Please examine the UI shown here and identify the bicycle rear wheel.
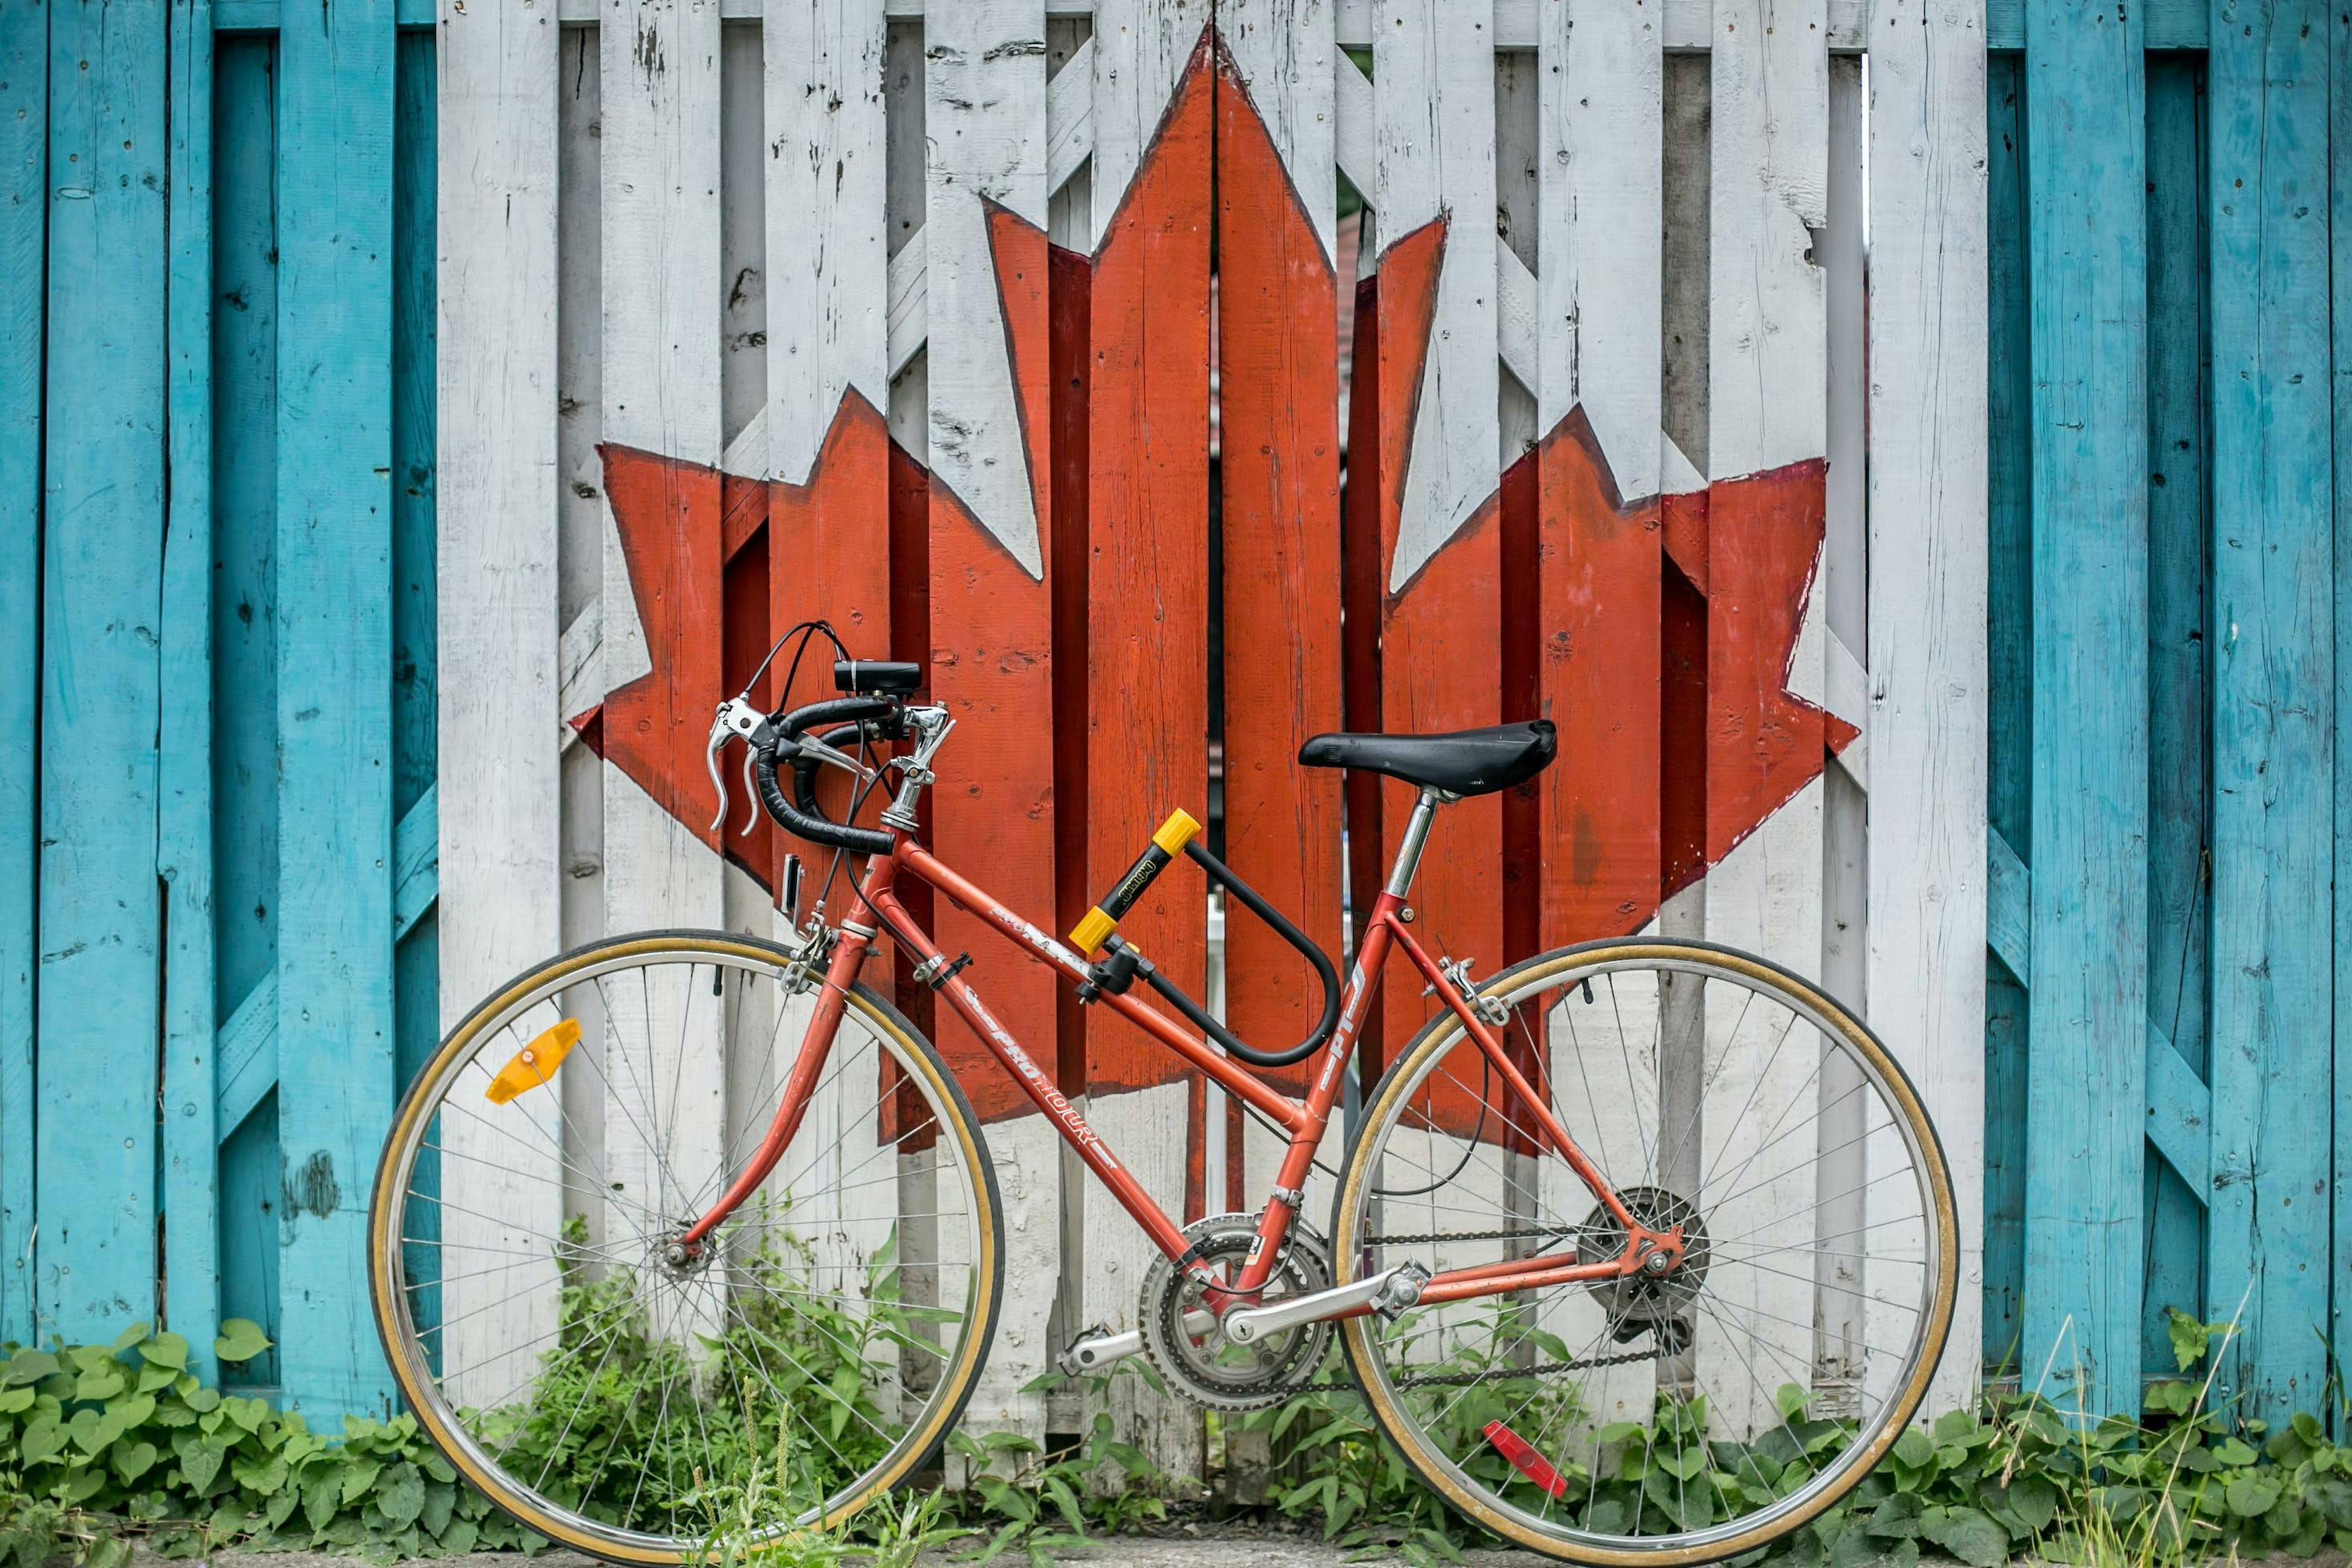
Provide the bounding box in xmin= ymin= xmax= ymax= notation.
xmin=1333 ymin=939 xmax=1955 ymax=1565
xmin=368 ymin=932 xmax=1002 ymax=1562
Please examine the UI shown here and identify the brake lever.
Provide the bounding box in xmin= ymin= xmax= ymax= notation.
xmin=705 ymin=695 xmax=766 ymax=835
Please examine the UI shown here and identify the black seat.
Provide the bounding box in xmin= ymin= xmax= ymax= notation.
xmin=1298 ymin=721 xmax=1556 ymax=798
xmin=833 ymin=658 xmax=922 ymax=696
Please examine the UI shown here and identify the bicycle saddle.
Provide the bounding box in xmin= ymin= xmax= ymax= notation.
xmin=1298 ymin=720 xmax=1556 ymax=797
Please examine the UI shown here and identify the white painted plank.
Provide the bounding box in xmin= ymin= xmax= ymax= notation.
xmin=601 ymin=0 xmax=726 ymax=1332
xmin=1813 ymin=53 xmax=1871 ymax=1426
xmin=1047 ymin=36 xmax=1095 ymax=196
xmin=1087 ymin=0 xmax=1207 ymax=247
xmin=1865 ymin=0 xmax=1987 ymax=1423
xmin=1697 ymin=0 xmax=1830 ymax=1440
xmin=1533 ymin=0 xmax=1666 ymax=1438
xmin=435 ymin=0 xmax=564 ymax=1405
xmin=555 ymin=22 xmax=610 ymax=1262
xmin=923 ymin=0 xmax=1058 ymax=1442
xmin=1374 ymin=0 xmax=1500 ymax=591
xmin=1542 ymin=0 xmax=1660 ymax=492
xmin=926 ymin=0 xmax=1047 ymax=574
xmin=765 ymin=0 xmax=887 ymax=483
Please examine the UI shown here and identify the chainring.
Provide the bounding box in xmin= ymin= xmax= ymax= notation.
xmin=1138 ymin=1214 xmax=1334 ymax=1412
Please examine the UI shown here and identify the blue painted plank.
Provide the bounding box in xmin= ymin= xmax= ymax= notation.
xmin=2335 ymin=0 xmax=2352 ymax=1422
xmin=2025 ymin=0 xmax=2151 ymax=1417
xmin=2205 ymin=0 xmax=2333 ymax=1424
xmin=274 ymin=0 xmax=398 ymax=1421
xmin=162 ymin=0 xmax=222 ymax=1387
xmin=1982 ymin=50 xmax=2031 ymax=1377
xmin=210 ymin=30 xmax=282 ymax=1390
xmin=2142 ymin=51 xmax=2210 ymax=1376
xmin=1990 ymin=0 xmax=2207 ymax=49
xmin=40 ymin=0 xmax=169 ymax=1342
xmin=0 ymin=0 xmax=45 ymax=1350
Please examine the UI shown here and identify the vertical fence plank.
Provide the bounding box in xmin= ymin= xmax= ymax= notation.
xmin=2335 ymin=0 xmax=2352 ymax=1409
xmin=39 ymin=0 xmax=167 ymax=1344
xmin=0 ymin=0 xmax=43 ymax=1349
xmin=2024 ymin=0 xmax=2149 ymax=1414
xmin=1216 ymin=0 xmax=1342 ymax=1183
xmin=1082 ymin=0 xmax=1213 ymax=1471
xmin=2142 ymin=52 xmax=2209 ymax=1372
xmin=763 ymin=0 xmax=891 ymax=714
xmin=1534 ymin=0 xmax=1663 ymax=1436
xmin=210 ymin=32 xmax=283 ymax=1387
xmin=600 ymin=0 xmax=726 ymax=1346
xmin=1698 ymin=0 xmax=1829 ymax=1438
xmin=1371 ymin=0 xmax=1502 ymax=1052
xmin=1982 ymin=50 xmax=2030 ymax=1373
xmin=923 ymin=0 xmax=1060 ymax=1438
xmin=161 ymin=0 xmax=221 ymax=1381
xmin=275 ymin=0 xmax=398 ymax=1418
xmin=438 ymin=0 xmax=562 ymax=1402
xmin=1866 ymin=0 xmax=1989 ymax=1420
xmin=2205 ymin=0 xmax=2332 ymax=1422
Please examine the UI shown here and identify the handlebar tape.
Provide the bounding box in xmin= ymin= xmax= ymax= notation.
xmin=751 ymin=694 xmax=905 ymax=857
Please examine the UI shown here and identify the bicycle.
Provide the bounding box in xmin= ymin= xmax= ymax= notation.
xmin=370 ymin=627 xmax=1956 ymax=1565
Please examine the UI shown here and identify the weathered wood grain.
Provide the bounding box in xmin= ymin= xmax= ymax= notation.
xmin=38 ymin=0 xmax=170 ymax=1347
xmin=2205 ymin=0 xmax=2332 ymax=1425
xmin=923 ymin=0 xmax=1059 ymax=1438
xmin=439 ymin=0 xmax=565 ymax=1405
xmin=2024 ymin=0 xmax=2148 ymax=1414
xmin=274 ymin=0 xmax=399 ymax=1418
xmin=161 ymin=0 xmax=222 ymax=1384
xmin=601 ymin=0 xmax=727 ymax=1346
xmin=0 ymin=0 xmax=43 ymax=1352
xmin=1864 ymin=0 xmax=1987 ymax=1420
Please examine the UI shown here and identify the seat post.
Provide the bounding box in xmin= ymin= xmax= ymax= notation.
xmin=1382 ymin=788 xmax=1450 ymax=899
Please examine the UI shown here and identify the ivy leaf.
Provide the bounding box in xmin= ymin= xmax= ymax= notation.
xmin=303 ymin=1466 xmax=342 ymax=1533
xmin=214 ymin=1319 xmax=272 ymax=1365
xmin=231 ymin=1450 xmax=290 ymax=1497
xmin=138 ymin=1332 xmax=190 ymax=1371
xmin=341 ymin=1454 xmax=384 ymax=1504
xmin=111 ymin=1440 xmax=160 ymax=1484
xmin=1923 ymin=1504 xmax=2011 ymax=1568
xmin=3 ymin=1350 xmax=56 ymax=1387
xmin=378 ymin=1460 xmax=426 ymax=1528
xmin=2228 ymin=1477 xmax=2282 ymax=1518
xmin=74 ymin=1363 xmax=126 ymax=1402
xmin=2005 ymin=1473 xmax=2059 ymax=1532
xmin=1893 ymin=1427 xmax=1937 ymax=1470
xmin=112 ymin=1322 xmax=152 ymax=1354
xmin=0 ymin=1384 xmax=33 ymax=1415
xmin=2166 ymin=1306 xmax=2211 ymax=1372
xmin=175 ymin=1431 xmax=229 ymax=1493
xmin=419 ymin=1479 xmax=457 ymax=1538
xmin=20 ymin=1414 xmax=64 ymax=1466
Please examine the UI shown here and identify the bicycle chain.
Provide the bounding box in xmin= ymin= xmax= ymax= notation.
xmin=1287 ymin=1341 xmax=1663 ymax=1397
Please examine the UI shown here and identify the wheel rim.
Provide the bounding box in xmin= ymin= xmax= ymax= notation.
xmin=1338 ymin=947 xmax=1951 ymax=1557
xmin=374 ymin=942 xmax=991 ymax=1554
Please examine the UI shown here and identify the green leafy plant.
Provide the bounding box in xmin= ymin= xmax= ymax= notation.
xmin=0 ymin=1319 xmax=544 ymax=1564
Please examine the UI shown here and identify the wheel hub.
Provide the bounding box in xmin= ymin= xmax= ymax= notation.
xmin=1577 ymin=1185 xmax=1711 ymax=1327
xmin=1138 ymin=1214 xmax=1334 ymax=1412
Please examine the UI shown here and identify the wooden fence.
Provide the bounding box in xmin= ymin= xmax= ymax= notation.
xmin=0 ymin=0 xmax=441 ymax=1416
xmin=11 ymin=0 xmax=2332 ymax=1444
xmin=1982 ymin=1 xmax=2351 ymax=1426
xmin=429 ymin=0 xmax=1987 ymax=1459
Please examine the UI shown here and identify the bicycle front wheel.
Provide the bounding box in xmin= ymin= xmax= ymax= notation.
xmin=1334 ymin=939 xmax=1956 ymax=1565
xmin=368 ymin=932 xmax=1002 ymax=1562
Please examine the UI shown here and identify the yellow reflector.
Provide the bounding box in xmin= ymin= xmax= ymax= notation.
xmin=486 ymin=1018 xmax=582 ymax=1103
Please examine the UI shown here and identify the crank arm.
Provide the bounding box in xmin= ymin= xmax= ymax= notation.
xmin=1222 ymin=1262 xmax=1430 ymax=1345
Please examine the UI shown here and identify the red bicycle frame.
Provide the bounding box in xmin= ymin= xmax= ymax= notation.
xmin=679 ymin=803 xmax=1682 ymax=1318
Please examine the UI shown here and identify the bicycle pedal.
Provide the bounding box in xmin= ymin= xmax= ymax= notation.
xmin=1056 ymin=1324 xmax=1142 ymax=1376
